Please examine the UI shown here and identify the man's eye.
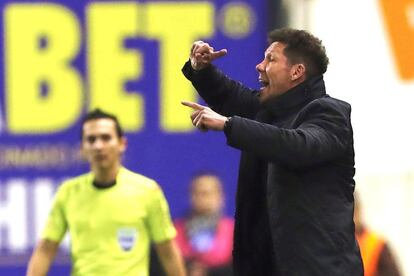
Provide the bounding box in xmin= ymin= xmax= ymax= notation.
xmin=87 ymin=137 xmax=96 ymax=143
xmin=101 ymin=134 xmax=112 ymax=141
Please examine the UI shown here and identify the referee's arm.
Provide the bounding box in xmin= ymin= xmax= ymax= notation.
xmin=26 ymin=239 xmax=59 ymax=276
xmin=155 ymin=239 xmax=186 ymax=276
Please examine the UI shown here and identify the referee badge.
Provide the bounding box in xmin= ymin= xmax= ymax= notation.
xmin=117 ymin=227 xmax=138 ymax=251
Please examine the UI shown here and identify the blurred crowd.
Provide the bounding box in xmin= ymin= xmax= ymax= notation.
xmin=151 ymin=173 xmax=234 ymax=276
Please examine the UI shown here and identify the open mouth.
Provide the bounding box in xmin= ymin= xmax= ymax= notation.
xmin=259 ymin=79 xmax=269 ymax=88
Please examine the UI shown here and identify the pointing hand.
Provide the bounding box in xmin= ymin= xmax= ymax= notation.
xmin=181 ymin=101 xmax=228 ymax=131
xmin=190 ymin=41 xmax=227 ymax=71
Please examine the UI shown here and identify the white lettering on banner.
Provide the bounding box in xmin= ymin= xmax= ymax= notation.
xmin=33 ymin=179 xmax=56 ymax=243
xmin=0 ymin=178 xmax=69 ymax=252
xmin=0 ymin=179 xmax=27 ymax=252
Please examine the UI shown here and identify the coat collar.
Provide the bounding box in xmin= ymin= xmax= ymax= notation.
xmin=259 ymin=75 xmax=326 ymax=118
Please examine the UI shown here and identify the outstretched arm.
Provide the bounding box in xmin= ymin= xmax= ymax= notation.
xmin=26 ymin=239 xmax=59 ymax=276
xmin=182 ymin=99 xmax=353 ymax=168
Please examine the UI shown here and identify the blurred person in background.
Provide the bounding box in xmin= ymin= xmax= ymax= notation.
xmin=181 ymin=28 xmax=363 ymax=275
xmin=174 ymin=173 xmax=233 ymax=276
xmin=27 ymin=108 xmax=185 ymax=276
xmin=355 ymin=196 xmax=401 ymax=276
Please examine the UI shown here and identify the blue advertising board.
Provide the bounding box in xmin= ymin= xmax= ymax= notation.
xmin=0 ymin=0 xmax=267 ymax=274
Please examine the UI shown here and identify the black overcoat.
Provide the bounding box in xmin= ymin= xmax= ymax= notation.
xmin=182 ymin=61 xmax=363 ymax=276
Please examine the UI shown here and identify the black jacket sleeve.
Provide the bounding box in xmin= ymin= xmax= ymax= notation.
xmin=225 ymin=97 xmax=353 ymax=168
xmin=182 ymin=60 xmax=260 ymax=119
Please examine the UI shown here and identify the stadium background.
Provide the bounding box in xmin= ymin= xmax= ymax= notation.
xmin=1 ymin=0 xmax=413 ymax=275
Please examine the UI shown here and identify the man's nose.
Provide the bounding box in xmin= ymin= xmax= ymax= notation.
xmin=92 ymin=138 xmax=104 ymax=149
xmin=256 ymin=60 xmax=265 ymax=72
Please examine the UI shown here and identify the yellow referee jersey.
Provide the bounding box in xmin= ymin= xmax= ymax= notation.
xmin=42 ymin=167 xmax=176 ymax=276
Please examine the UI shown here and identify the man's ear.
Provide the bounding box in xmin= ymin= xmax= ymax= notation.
xmin=120 ymin=137 xmax=127 ymax=154
xmin=291 ymin=63 xmax=306 ymax=81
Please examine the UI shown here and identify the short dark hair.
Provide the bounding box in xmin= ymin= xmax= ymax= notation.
xmin=267 ymin=28 xmax=329 ymax=78
xmin=190 ymin=171 xmax=223 ymax=192
xmin=191 ymin=171 xmax=220 ymax=181
xmin=81 ymin=108 xmax=124 ymax=138
xmin=190 ymin=171 xmax=222 ymax=185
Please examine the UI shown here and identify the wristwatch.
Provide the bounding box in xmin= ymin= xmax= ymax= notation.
xmin=223 ymin=116 xmax=233 ymax=135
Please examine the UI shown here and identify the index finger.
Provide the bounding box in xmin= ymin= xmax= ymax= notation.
xmin=211 ymin=49 xmax=228 ymax=60
xmin=181 ymin=101 xmax=205 ymax=110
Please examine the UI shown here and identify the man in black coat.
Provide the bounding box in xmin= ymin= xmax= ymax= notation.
xmin=181 ymin=28 xmax=363 ymax=276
